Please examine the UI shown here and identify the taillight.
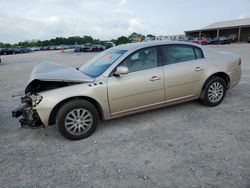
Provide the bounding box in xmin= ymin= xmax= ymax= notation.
xmin=238 ymin=58 xmax=241 ymax=65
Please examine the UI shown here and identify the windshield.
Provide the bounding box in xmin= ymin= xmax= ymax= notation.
xmin=79 ymin=49 xmax=127 ymax=78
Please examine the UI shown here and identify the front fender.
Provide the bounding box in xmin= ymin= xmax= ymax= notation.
xmin=35 ymin=82 xmax=109 ymax=126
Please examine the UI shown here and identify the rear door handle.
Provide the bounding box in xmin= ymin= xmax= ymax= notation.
xmin=150 ymin=76 xmax=161 ymax=81
xmin=195 ymin=67 xmax=204 ymax=72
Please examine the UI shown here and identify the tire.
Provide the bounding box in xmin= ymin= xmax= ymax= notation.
xmin=56 ymin=99 xmax=99 ymax=140
xmin=200 ymin=77 xmax=226 ymax=107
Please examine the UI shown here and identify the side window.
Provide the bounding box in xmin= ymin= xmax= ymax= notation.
xmin=120 ymin=47 xmax=158 ymax=73
xmin=194 ymin=47 xmax=204 ymax=59
xmin=160 ymin=45 xmax=196 ymax=65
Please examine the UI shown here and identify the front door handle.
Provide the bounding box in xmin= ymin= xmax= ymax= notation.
xmin=195 ymin=67 xmax=204 ymax=72
xmin=150 ymin=76 xmax=161 ymax=81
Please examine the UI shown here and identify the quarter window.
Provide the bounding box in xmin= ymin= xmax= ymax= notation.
xmin=194 ymin=47 xmax=204 ymax=59
xmin=120 ymin=47 xmax=158 ymax=73
xmin=160 ymin=45 xmax=202 ymax=65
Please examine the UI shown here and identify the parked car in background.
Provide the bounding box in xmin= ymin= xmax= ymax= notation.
xmin=74 ymin=45 xmax=83 ymax=52
xmin=0 ymin=46 xmax=31 ymax=55
xmin=29 ymin=46 xmax=41 ymax=51
xmin=206 ymin=38 xmax=212 ymax=44
xmin=62 ymin=45 xmax=69 ymax=50
xmin=211 ymin=37 xmax=232 ymax=45
xmin=54 ymin=46 xmax=60 ymax=50
xmin=98 ymin=45 xmax=105 ymax=51
xmin=49 ymin=46 xmax=55 ymax=50
xmin=74 ymin=44 xmax=105 ymax=52
xmin=91 ymin=45 xmax=105 ymax=52
xmin=105 ymin=41 xmax=115 ymax=49
xmin=67 ymin=45 xmax=75 ymax=49
xmin=182 ymin=37 xmax=194 ymax=43
xmin=91 ymin=45 xmax=100 ymax=52
xmin=12 ymin=41 xmax=242 ymax=140
xmin=14 ymin=46 xmax=30 ymax=53
xmin=41 ymin=46 xmax=50 ymax=50
xmin=192 ymin=37 xmax=210 ymax=45
xmin=0 ymin=48 xmax=16 ymax=55
xmin=82 ymin=44 xmax=92 ymax=52
xmin=228 ymin=34 xmax=238 ymax=42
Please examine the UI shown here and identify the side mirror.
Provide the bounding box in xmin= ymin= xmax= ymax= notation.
xmin=115 ymin=66 xmax=129 ymax=76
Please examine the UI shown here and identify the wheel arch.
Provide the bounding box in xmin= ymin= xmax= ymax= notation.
xmin=200 ymin=72 xmax=230 ymax=99
xmin=48 ymin=96 xmax=104 ymax=125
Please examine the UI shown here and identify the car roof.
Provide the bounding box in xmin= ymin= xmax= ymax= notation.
xmin=112 ymin=41 xmax=202 ymax=51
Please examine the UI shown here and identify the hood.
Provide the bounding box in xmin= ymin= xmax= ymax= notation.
xmin=25 ymin=61 xmax=94 ymax=93
xmin=28 ymin=61 xmax=94 ymax=82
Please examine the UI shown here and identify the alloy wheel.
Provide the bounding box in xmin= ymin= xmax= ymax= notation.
xmin=208 ymin=82 xmax=224 ymax=103
xmin=64 ymin=108 xmax=93 ymax=136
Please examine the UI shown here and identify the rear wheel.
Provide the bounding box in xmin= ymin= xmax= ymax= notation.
xmin=200 ymin=77 xmax=226 ymax=107
xmin=56 ymin=99 xmax=99 ymax=140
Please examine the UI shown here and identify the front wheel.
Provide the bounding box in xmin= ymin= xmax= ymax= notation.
xmin=200 ymin=77 xmax=226 ymax=107
xmin=56 ymin=100 xmax=99 ymax=140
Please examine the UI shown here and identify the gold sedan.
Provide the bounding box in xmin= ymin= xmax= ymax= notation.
xmin=12 ymin=41 xmax=242 ymax=140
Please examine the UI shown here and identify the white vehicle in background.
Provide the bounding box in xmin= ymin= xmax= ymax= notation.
xmin=29 ymin=47 xmax=41 ymax=51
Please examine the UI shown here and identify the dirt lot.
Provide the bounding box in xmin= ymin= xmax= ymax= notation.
xmin=0 ymin=44 xmax=250 ymax=188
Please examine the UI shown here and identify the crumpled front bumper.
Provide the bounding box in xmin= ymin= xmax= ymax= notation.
xmin=12 ymin=95 xmax=42 ymax=127
xmin=12 ymin=103 xmax=29 ymax=118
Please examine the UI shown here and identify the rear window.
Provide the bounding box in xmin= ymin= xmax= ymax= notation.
xmin=160 ymin=45 xmax=196 ymax=65
xmin=160 ymin=45 xmax=204 ymax=65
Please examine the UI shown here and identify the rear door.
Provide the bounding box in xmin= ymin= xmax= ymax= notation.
xmin=159 ymin=44 xmax=205 ymax=101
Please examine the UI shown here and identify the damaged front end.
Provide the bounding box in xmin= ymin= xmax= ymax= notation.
xmin=12 ymin=93 xmax=43 ymax=127
xmin=12 ymin=61 xmax=95 ymax=128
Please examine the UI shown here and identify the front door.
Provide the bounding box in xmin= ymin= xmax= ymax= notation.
xmin=107 ymin=47 xmax=165 ymax=115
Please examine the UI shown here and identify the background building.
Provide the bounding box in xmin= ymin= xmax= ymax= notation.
xmin=185 ymin=18 xmax=250 ymax=42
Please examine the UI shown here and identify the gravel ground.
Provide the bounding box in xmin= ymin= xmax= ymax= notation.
xmin=0 ymin=44 xmax=249 ymax=188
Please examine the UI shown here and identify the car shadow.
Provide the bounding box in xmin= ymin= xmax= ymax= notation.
xmin=99 ymin=100 xmax=200 ymax=130
xmin=26 ymin=100 xmax=211 ymax=141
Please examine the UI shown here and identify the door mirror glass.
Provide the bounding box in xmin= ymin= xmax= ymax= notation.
xmin=115 ymin=66 xmax=129 ymax=76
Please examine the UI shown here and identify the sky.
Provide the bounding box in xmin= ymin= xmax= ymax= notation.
xmin=0 ymin=0 xmax=250 ymax=43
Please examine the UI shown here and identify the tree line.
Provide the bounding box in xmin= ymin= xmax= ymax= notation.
xmin=0 ymin=33 xmax=156 ymax=48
